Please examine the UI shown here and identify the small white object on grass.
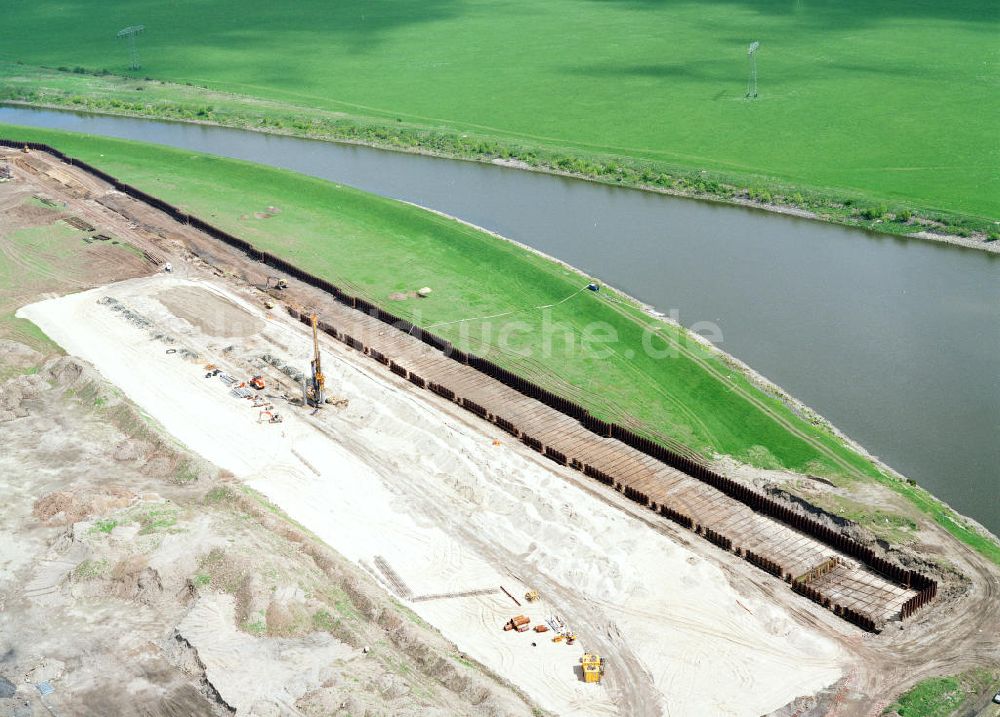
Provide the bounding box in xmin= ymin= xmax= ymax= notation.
xmin=416 ymin=287 xmax=432 ymax=297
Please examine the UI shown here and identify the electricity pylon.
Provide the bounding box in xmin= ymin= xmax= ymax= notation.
xmin=117 ymin=25 xmax=145 ymax=71
xmin=746 ymin=41 xmax=760 ymax=99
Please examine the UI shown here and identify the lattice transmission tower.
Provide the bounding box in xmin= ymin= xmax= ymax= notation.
xmin=746 ymin=41 xmax=760 ymax=99
xmin=117 ymin=25 xmax=145 ymax=71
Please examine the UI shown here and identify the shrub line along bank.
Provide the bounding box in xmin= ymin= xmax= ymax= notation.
xmin=1 ymin=138 xmax=939 ymax=632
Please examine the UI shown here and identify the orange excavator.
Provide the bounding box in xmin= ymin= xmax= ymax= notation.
xmin=306 ymin=313 xmax=326 ymax=407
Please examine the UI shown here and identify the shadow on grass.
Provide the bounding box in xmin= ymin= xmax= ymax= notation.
xmin=565 ymin=57 xmax=946 ymax=84
xmin=583 ymin=0 xmax=998 ymax=26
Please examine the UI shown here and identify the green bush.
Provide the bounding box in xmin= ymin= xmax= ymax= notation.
xmin=93 ymin=518 xmax=118 ymax=534
xmin=859 ymin=204 xmax=887 ymax=220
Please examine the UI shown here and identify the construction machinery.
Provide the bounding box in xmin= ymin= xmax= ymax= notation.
xmin=305 ymin=313 xmax=326 ymax=407
xmin=503 ymin=615 xmax=531 ymax=632
xmin=249 ymin=375 xmax=266 ymax=390
xmin=580 ymin=653 xmax=605 ymax=684
xmin=524 ymin=590 xmax=539 ymax=603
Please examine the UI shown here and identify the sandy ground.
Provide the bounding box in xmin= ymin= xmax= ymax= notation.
xmin=20 ymin=275 xmax=850 ymax=716
xmin=0 ymin=350 xmax=537 ymax=717
xmin=4 ymin=145 xmax=999 ymax=716
xmin=178 ymin=593 xmax=356 ymax=713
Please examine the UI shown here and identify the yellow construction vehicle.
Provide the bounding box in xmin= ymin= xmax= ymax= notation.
xmin=307 ymin=313 xmax=326 ymax=407
xmin=580 ymin=653 xmax=605 ymax=684
xmin=524 ymin=590 xmax=539 ymax=603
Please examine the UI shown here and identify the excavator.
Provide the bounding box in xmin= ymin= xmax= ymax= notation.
xmin=306 ymin=313 xmax=326 ymax=408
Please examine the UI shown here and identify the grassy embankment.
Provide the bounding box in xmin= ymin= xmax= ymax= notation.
xmin=885 ymin=668 xmax=999 ymax=717
xmin=0 ymin=219 xmax=93 ymax=354
xmin=0 ymin=196 xmax=146 ymax=359
xmin=0 ymin=0 xmax=997 ymax=239
xmin=3 ymin=122 xmax=997 ymax=566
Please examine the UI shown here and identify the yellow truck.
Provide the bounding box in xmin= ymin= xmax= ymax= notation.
xmin=580 ymin=653 xmax=605 ymax=684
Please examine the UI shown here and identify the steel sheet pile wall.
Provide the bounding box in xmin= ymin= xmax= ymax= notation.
xmin=744 ymin=550 xmax=785 ymax=579
xmin=279 ymin=275 xmax=935 ymax=632
xmin=9 ymin=140 xmax=941 ymax=631
xmin=900 ymin=575 xmax=938 ymax=619
xmin=659 ymin=505 xmax=694 ymax=530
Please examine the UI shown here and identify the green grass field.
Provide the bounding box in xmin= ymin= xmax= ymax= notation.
xmin=5 ymin=121 xmax=999 ymax=565
xmin=885 ymin=669 xmax=999 ymax=717
xmin=0 ymin=221 xmax=86 ymax=354
xmin=0 ymin=1 xmax=997 ymax=223
xmin=888 ymin=676 xmax=966 ymax=717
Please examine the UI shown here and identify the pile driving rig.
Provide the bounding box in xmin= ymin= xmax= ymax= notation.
xmin=305 ymin=313 xmax=326 ymax=408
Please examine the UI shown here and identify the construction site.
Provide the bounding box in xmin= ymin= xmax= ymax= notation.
xmin=1 ymin=143 xmax=999 ymax=716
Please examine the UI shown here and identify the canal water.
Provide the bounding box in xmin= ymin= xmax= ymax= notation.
xmin=2 ymin=106 xmax=997 ymax=535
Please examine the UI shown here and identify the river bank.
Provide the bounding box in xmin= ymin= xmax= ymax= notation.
xmin=5 ymin=98 xmax=996 ymax=255
xmin=0 ymin=63 xmax=996 ymax=251
xmin=414 ymin=202 xmax=1000 ymax=555
xmin=4 ymin=126 xmax=997 ymax=563
xmin=4 ymin=144 xmax=999 ymax=715
xmin=4 ymin=105 xmax=997 ymax=544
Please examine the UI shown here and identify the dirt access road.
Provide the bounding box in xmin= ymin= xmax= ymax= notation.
xmin=4 ymin=146 xmax=999 ymax=715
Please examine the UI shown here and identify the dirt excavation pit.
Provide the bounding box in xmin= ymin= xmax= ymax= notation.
xmin=19 ymin=275 xmax=856 ymax=717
